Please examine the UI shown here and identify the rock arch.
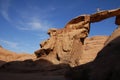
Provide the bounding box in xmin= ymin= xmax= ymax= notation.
xmin=35 ymin=8 xmax=120 ymax=67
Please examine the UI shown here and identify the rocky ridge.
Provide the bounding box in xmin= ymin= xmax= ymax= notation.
xmin=0 ymin=47 xmax=35 ymax=65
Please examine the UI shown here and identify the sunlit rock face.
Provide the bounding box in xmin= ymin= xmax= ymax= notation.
xmin=35 ymin=15 xmax=91 ymax=67
xmin=35 ymin=8 xmax=120 ymax=67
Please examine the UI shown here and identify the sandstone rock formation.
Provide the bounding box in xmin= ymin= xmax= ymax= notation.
xmin=35 ymin=8 xmax=120 ymax=67
xmin=35 ymin=18 xmax=90 ymax=67
xmin=0 ymin=36 xmax=108 ymax=80
xmin=0 ymin=8 xmax=120 ymax=80
xmin=81 ymin=36 xmax=108 ymax=64
xmin=65 ymin=8 xmax=120 ymax=80
xmin=66 ymin=27 xmax=120 ymax=80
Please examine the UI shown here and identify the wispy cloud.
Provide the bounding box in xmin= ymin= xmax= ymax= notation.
xmin=17 ymin=17 xmax=50 ymax=31
xmin=1 ymin=10 xmax=11 ymax=22
xmin=0 ymin=40 xmax=18 ymax=49
xmin=0 ymin=0 xmax=54 ymax=31
xmin=0 ymin=1 xmax=54 ymax=53
xmin=0 ymin=39 xmax=37 ymax=53
xmin=0 ymin=0 xmax=11 ymax=22
xmin=15 ymin=6 xmax=54 ymax=31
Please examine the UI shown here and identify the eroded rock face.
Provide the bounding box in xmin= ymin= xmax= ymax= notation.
xmin=81 ymin=36 xmax=108 ymax=64
xmin=35 ymin=8 xmax=120 ymax=67
xmin=35 ymin=15 xmax=90 ymax=67
xmin=65 ymin=20 xmax=120 ymax=80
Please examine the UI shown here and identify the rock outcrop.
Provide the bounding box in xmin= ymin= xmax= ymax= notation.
xmin=81 ymin=36 xmax=108 ymax=64
xmin=35 ymin=16 xmax=90 ymax=67
xmin=35 ymin=8 xmax=120 ymax=67
xmin=66 ymin=27 xmax=120 ymax=80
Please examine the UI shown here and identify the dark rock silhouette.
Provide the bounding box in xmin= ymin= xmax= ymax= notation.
xmin=65 ymin=27 xmax=120 ymax=80
xmin=0 ymin=59 xmax=70 ymax=74
xmin=0 ymin=60 xmax=6 ymax=67
xmin=0 ymin=59 xmax=70 ymax=80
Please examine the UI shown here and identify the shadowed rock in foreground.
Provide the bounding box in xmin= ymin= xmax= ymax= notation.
xmin=66 ymin=25 xmax=120 ymax=80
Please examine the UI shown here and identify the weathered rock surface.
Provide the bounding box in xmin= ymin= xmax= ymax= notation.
xmin=81 ymin=36 xmax=108 ymax=64
xmin=35 ymin=15 xmax=91 ymax=67
xmin=65 ymin=27 xmax=120 ymax=80
xmin=0 ymin=36 xmax=107 ymax=80
xmin=0 ymin=36 xmax=108 ymax=66
xmin=35 ymin=8 xmax=120 ymax=67
xmin=35 ymin=26 xmax=89 ymax=67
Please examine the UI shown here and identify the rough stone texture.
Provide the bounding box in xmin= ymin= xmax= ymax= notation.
xmin=65 ymin=23 xmax=120 ymax=80
xmin=35 ymin=28 xmax=88 ymax=67
xmin=35 ymin=24 xmax=90 ymax=67
xmin=81 ymin=36 xmax=108 ymax=64
xmin=35 ymin=8 xmax=120 ymax=67
xmin=90 ymin=8 xmax=120 ymax=23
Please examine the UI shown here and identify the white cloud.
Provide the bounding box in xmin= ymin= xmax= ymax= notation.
xmin=17 ymin=17 xmax=50 ymax=31
xmin=1 ymin=10 xmax=11 ymax=22
xmin=0 ymin=39 xmax=36 ymax=53
xmin=0 ymin=40 xmax=18 ymax=49
xmin=0 ymin=0 xmax=11 ymax=22
xmin=29 ymin=22 xmax=42 ymax=29
xmin=0 ymin=0 xmax=53 ymax=31
xmin=0 ymin=1 xmax=55 ymax=53
xmin=18 ymin=22 xmax=42 ymax=30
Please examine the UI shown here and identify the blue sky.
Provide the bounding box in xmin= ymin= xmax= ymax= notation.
xmin=0 ymin=0 xmax=120 ymax=53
